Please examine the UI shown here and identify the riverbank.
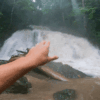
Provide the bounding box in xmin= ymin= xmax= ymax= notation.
xmin=0 ymin=73 xmax=100 ymax=100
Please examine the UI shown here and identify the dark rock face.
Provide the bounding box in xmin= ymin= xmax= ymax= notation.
xmin=2 ymin=76 xmax=32 ymax=94
xmin=0 ymin=60 xmax=8 ymax=65
xmin=53 ymin=89 xmax=76 ymax=100
xmin=32 ymin=61 xmax=91 ymax=79
xmin=4 ymin=78 xmax=32 ymax=94
xmin=45 ymin=62 xmax=91 ymax=78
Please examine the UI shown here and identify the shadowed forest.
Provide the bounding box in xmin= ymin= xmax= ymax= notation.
xmin=0 ymin=0 xmax=100 ymax=47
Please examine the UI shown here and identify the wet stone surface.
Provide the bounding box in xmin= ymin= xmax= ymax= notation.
xmin=0 ymin=60 xmax=8 ymax=65
xmin=2 ymin=76 xmax=32 ymax=94
xmin=53 ymin=89 xmax=76 ymax=100
xmin=43 ymin=61 xmax=91 ymax=79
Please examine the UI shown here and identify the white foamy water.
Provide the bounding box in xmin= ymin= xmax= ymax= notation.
xmin=41 ymin=30 xmax=100 ymax=78
xmin=0 ymin=27 xmax=100 ymax=78
xmin=0 ymin=29 xmax=43 ymax=60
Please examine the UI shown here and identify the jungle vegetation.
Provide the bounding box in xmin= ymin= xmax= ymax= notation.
xmin=0 ymin=0 xmax=100 ymax=46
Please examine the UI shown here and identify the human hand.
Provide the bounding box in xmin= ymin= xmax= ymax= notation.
xmin=25 ymin=41 xmax=59 ymax=68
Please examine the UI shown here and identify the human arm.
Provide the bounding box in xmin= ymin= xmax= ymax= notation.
xmin=0 ymin=41 xmax=58 ymax=93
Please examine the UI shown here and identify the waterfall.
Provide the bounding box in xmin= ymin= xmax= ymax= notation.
xmin=0 ymin=27 xmax=100 ymax=78
xmin=0 ymin=29 xmax=43 ymax=60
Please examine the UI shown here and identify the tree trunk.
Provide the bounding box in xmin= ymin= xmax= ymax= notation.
xmin=82 ymin=0 xmax=87 ymax=33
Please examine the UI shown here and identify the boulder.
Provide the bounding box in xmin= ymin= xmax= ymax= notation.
xmin=32 ymin=61 xmax=91 ymax=79
xmin=0 ymin=60 xmax=32 ymax=94
xmin=2 ymin=76 xmax=32 ymax=94
xmin=53 ymin=89 xmax=76 ymax=100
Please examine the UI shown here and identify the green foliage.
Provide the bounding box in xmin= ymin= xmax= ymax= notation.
xmin=42 ymin=9 xmax=50 ymax=14
xmin=69 ymin=10 xmax=81 ymax=17
xmin=16 ymin=0 xmax=35 ymax=11
xmin=80 ymin=7 xmax=97 ymax=19
xmin=0 ymin=0 xmax=38 ymax=33
xmin=0 ymin=12 xmax=3 ymax=16
xmin=0 ymin=0 xmax=44 ymax=45
xmin=0 ymin=11 xmax=3 ymax=32
xmin=1 ymin=0 xmax=100 ymax=46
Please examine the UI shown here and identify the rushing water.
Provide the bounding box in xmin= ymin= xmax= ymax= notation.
xmin=0 ymin=27 xmax=100 ymax=78
xmin=0 ymin=29 xmax=43 ymax=60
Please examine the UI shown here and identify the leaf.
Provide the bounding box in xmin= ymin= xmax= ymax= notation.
xmin=0 ymin=12 xmax=3 ymax=16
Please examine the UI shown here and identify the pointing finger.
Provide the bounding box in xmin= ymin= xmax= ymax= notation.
xmin=42 ymin=40 xmax=46 ymax=45
xmin=36 ymin=41 xmax=46 ymax=46
xmin=48 ymin=56 xmax=59 ymax=61
xmin=45 ymin=41 xmax=50 ymax=48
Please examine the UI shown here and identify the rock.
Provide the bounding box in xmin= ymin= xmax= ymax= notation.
xmin=46 ymin=61 xmax=91 ymax=78
xmin=2 ymin=76 xmax=32 ymax=94
xmin=38 ymin=66 xmax=69 ymax=81
xmin=53 ymin=89 xmax=76 ymax=100
xmin=32 ymin=61 xmax=91 ymax=79
xmin=0 ymin=60 xmax=8 ymax=65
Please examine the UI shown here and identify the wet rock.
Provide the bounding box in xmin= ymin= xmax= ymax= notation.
xmin=0 ymin=60 xmax=8 ymax=65
xmin=53 ymin=89 xmax=76 ymax=100
xmin=2 ymin=76 xmax=32 ymax=94
xmin=32 ymin=61 xmax=91 ymax=79
xmin=46 ymin=62 xmax=91 ymax=78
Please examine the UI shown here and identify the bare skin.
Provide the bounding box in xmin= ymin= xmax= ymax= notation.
xmin=0 ymin=41 xmax=58 ymax=93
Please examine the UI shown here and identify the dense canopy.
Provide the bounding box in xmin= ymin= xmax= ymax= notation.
xmin=0 ymin=0 xmax=100 ymax=47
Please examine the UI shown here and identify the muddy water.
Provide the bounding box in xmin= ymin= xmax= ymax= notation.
xmin=0 ymin=73 xmax=100 ymax=100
